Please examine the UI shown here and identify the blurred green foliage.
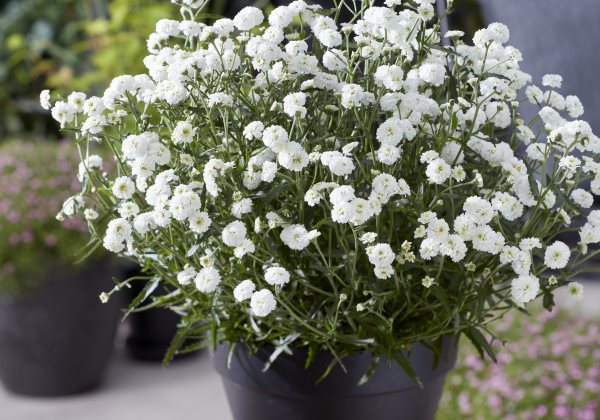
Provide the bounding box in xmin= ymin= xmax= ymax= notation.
xmin=0 ymin=0 xmax=177 ymax=138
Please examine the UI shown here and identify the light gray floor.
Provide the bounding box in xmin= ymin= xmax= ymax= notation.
xmin=0 ymin=341 xmax=233 ymax=420
xmin=1 ymin=276 xmax=599 ymax=420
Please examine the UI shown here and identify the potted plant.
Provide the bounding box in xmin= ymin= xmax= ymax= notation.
xmin=0 ymin=138 xmax=122 ymax=396
xmin=47 ymin=0 xmax=599 ymax=417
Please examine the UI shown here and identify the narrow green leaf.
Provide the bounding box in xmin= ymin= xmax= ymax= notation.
xmin=196 ymin=13 xmax=227 ymax=19
xmin=122 ymin=276 xmax=161 ymax=320
xmin=430 ymin=286 xmax=452 ymax=317
xmin=543 ymin=291 xmax=555 ymax=312
xmin=254 ymin=184 xmax=290 ymax=212
xmin=187 ymin=243 xmax=200 ymax=257
xmin=162 ymin=321 xmax=193 ymax=367
xmin=305 ymin=342 xmax=317 ymax=369
xmin=528 ymin=174 xmax=540 ymax=200
xmin=73 ymin=237 xmax=101 ymax=265
xmin=391 ymin=349 xmax=423 ymax=388
xmin=467 ymin=326 xmax=497 ymax=363
xmin=357 ymin=355 xmax=380 ymax=386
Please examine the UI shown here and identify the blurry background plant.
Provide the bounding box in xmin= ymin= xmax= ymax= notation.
xmin=0 ymin=0 xmax=280 ymax=139
xmin=437 ymin=303 xmax=600 ymax=420
xmin=0 ymin=138 xmax=112 ymax=296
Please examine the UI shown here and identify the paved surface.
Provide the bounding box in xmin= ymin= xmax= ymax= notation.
xmin=1 ymin=275 xmax=598 ymax=420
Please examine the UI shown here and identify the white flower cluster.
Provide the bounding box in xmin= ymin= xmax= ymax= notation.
xmin=50 ymin=0 xmax=598 ymax=348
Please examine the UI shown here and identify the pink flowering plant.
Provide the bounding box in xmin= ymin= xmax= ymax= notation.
xmin=46 ymin=0 xmax=600 ymax=380
xmin=0 ymin=138 xmax=103 ymax=295
xmin=438 ymin=304 xmax=600 ymax=420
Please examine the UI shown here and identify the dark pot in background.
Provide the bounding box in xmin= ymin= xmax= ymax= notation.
xmin=0 ymin=260 xmax=122 ymax=396
xmin=213 ymin=336 xmax=458 ymax=420
xmin=124 ymin=275 xmax=196 ymax=362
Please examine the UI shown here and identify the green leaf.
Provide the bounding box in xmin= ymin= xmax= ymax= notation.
xmin=313 ymin=217 xmax=333 ymax=229
xmin=528 ymin=173 xmax=540 ymax=200
xmin=254 ymin=184 xmax=291 ymax=213
xmin=196 ymin=13 xmax=227 ymax=19
xmin=481 ymin=72 xmax=512 ymax=82
xmin=73 ymin=236 xmax=101 ymax=265
xmin=425 ymin=42 xmax=459 ymax=56
xmin=162 ymin=320 xmax=193 ymax=367
xmin=357 ymin=355 xmax=380 ymax=386
xmin=553 ymin=186 xmax=581 ymax=212
xmin=391 ymin=349 xmax=423 ymax=388
xmin=122 ymin=276 xmax=161 ymax=320
xmin=226 ymin=341 xmax=236 ymax=370
xmin=430 ymin=286 xmax=452 ymax=317
xmin=306 ymin=342 xmax=317 ymax=369
xmin=543 ymin=291 xmax=555 ymax=312
xmin=313 ymin=8 xmax=335 ymax=16
xmin=466 ymin=326 xmax=497 ymax=363
xmin=451 ymin=113 xmax=458 ymax=132
xmin=187 ymin=243 xmax=200 ymax=257
xmin=178 ymin=337 xmax=213 ymax=354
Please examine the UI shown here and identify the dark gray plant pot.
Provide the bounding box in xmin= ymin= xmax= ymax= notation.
xmin=0 ymin=261 xmax=122 ymax=396
xmin=213 ymin=336 xmax=458 ymax=420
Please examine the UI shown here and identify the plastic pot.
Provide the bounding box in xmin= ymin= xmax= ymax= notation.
xmin=0 ymin=261 xmax=122 ymax=396
xmin=213 ymin=336 xmax=458 ymax=420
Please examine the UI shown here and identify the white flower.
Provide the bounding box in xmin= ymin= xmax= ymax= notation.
xmin=251 ymin=289 xmax=277 ymax=317
xmin=329 ymin=185 xmax=355 ymax=205
xmin=464 ymin=196 xmax=493 ymax=225
xmin=426 ymin=158 xmax=452 ymax=184
xmin=208 ymin=92 xmax=233 ymax=108
xmin=542 ymin=74 xmax=562 ymax=89
xmin=265 ymin=266 xmax=290 ymax=286
xmin=40 ymin=90 xmax=51 ymax=110
xmin=571 ymin=189 xmax=593 ymax=208
xmin=511 ymin=274 xmax=540 ymax=303
xmin=188 ymin=212 xmax=211 ymax=234
xmin=118 ymin=201 xmax=140 ymax=218
xmin=360 ymin=232 xmax=377 ymax=245
xmin=280 ymin=224 xmax=310 ymax=250
xmin=279 ymin=142 xmax=309 ymax=172
xmin=195 ymin=266 xmax=222 ymax=293
xmin=112 ymin=176 xmax=135 ymax=199
xmin=234 ymin=280 xmax=256 ymax=302
xmin=373 ymin=173 xmax=400 ymax=197
xmin=519 ymin=237 xmax=542 ymax=251
xmin=178 ymin=265 xmax=197 ymax=285
xmin=232 ymin=198 xmax=253 ymax=218
xmin=332 ymin=202 xmax=355 ymax=223
xmin=106 ymin=218 xmax=132 ymax=242
xmin=426 ymin=218 xmax=450 ymax=243
xmin=268 ymin=6 xmax=293 ymax=28
xmin=420 ymin=238 xmax=439 ymax=260
xmin=368 ymin=243 xmax=395 ymax=267
xmin=233 ymin=7 xmax=264 ymax=31
xmin=84 ymin=209 xmax=99 ymax=221
xmin=172 ymin=121 xmax=196 ymax=144
xmin=375 ymin=265 xmax=394 ymax=279
xmin=441 ymin=141 xmax=465 ymax=165
xmin=438 ymin=234 xmax=467 ymax=262
xmin=222 ymin=221 xmax=247 ymax=246
xmin=51 ymin=101 xmax=76 ymax=125
xmin=544 ymin=241 xmax=570 ymax=269
xmin=68 ymin=92 xmax=86 ymax=112
xmin=243 ymin=121 xmax=265 ymax=140
xmin=567 ymin=282 xmax=584 ymax=301
xmin=234 ymin=238 xmax=255 ymax=258
xmin=422 ymin=276 xmax=434 ymax=288
xmin=263 ymin=125 xmax=289 ymax=152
